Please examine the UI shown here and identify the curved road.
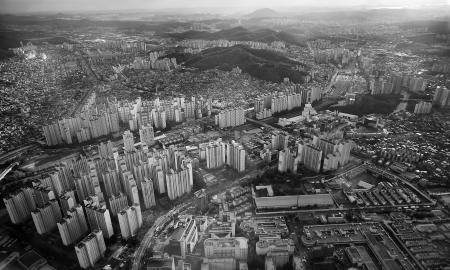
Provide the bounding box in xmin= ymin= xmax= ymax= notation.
xmin=132 ymin=170 xmax=257 ymax=270
xmin=132 ymin=201 xmax=191 ymax=270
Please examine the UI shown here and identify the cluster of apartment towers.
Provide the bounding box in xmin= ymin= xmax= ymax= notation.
xmin=254 ymin=86 xmax=322 ymax=120
xmin=42 ymin=95 xmax=213 ymax=146
xmin=3 ymin=127 xmax=198 ymax=269
xmin=264 ymin=132 xmax=353 ymax=174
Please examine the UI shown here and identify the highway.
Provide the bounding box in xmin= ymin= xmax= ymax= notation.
xmin=131 ymin=201 xmax=190 ymax=270
xmin=0 ymin=162 xmax=19 ymax=183
xmin=131 ymin=170 xmax=257 ymax=270
xmin=0 ymin=143 xmax=38 ymax=165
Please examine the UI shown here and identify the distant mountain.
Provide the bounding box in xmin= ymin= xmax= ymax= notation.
xmin=167 ymin=26 xmax=304 ymax=46
xmin=168 ymin=45 xmax=308 ymax=83
xmin=245 ymin=8 xmax=280 ymax=19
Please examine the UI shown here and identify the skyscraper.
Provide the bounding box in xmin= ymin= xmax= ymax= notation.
xmin=102 ymin=169 xmax=122 ymax=198
xmin=139 ymin=125 xmax=155 ymax=146
xmin=278 ymin=148 xmax=297 ymax=173
xmin=108 ymin=193 xmax=129 ymax=217
xmin=226 ymin=141 xmax=246 ymax=172
xmin=57 ymin=205 xmax=89 ymax=246
xmin=433 ymin=86 xmax=450 ymax=108
xmin=121 ymin=171 xmax=139 ymax=205
xmin=214 ymin=108 xmax=245 ymax=129
xmin=117 ymin=204 xmax=143 ymax=240
xmin=60 ymin=190 xmax=77 ymax=214
xmin=85 ymin=204 xmax=114 ymax=239
xmin=205 ymin=140 xmax=226 ymax=169
xmin=4 ymin=189 xmax=36 ymax=224
xmin=31 ymin=203 xmax=59 ymax=235
xmin=98 ymin=141 xmax=114 ymax=159
xmin=123 ymin=130 xmax=135 ymax=152
xmin=141 ymin=177 xmax=156 ymax=209
xmin=271 ymin=132 xmax=289 ymax=151
xmin=302 ymin=145 xmax=323 ymax=173
xmin=165 ymin=167 xmax=192 ymax=200
xmin=75 ymin=230 xmax=106 ymax=269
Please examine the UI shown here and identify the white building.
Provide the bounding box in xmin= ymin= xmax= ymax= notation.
xmin=118 ymin=204 xmax=143 ymax=240
xmin=75 ymin=230 xmax=106 ymax=269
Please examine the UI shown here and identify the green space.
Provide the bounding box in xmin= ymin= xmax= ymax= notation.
xmin=337 ymin=94 xmax=402 ymax=116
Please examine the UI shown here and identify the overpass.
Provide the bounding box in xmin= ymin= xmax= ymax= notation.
xmin=0 ymin=162 xmax=19 ymax=183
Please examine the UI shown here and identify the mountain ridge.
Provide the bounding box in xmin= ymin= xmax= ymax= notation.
xmin=166 ymin=26 xmax=304 ymax=46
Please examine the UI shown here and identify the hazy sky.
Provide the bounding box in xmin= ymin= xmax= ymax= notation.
xmin=0 ymin=0 xmax=448 ymax=14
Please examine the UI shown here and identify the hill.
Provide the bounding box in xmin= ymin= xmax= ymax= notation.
xmin=168 ymin=45 xmax=308 ymax=83
xmin=245 ymin=8 xmax=280 ymax=19
xmin=167 ymin=26 xmax=303 ymax=46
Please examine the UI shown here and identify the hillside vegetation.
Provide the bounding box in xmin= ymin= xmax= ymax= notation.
xmin=168 ymin=45 xmax=308 ymax=83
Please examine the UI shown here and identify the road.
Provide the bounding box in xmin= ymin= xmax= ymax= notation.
xmin=245 ymin=117 xmax=283 ymax=132
xmin=0 ymin=162 xmax=19 ymax=183
xmin=131 ymin=170 xmax=257 ymax=270
xmin=0 ymin=143 xmax=38 ymax=165
xmin=131 ymin=201 xmax=190 ymax=270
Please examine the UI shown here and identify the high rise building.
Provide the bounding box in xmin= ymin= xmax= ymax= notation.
xmin=85 ymin=204 xmax=114 ymax=239
xmin=123 ymin=130 xmax=135 ymax=152
xmin=74 ymin=175 xmax=95 ymax=202
xmin=226 ymin=141 xmax=246 ymax=172
xmin=22 ymin=187 xmax=37 ymax=212
xmin=139 ymin=125 xmax=155 ymax=146
xmin=121 ymin=171 xmax=139 ymax=205
xmin=184 ymin=101 xmax=196 ymax=119
xmin=102 ymin=169 xmax=122 ymax=198
xmin=409 ymin=77 xmax=427 ymax=92
xmin=4 ymin=189 xmax=36 ymax=224
xmin=75 ymin=230 xmax=106 ymax=269
xmin=256 ymin=108 xmax=273 ymax=120
xmin=32 ymin=185 xmax=54 ymax=208
xmin=31 ymin=203 xmax=59 ymax=235
xmin=215 ymin=108 xmax=245 ymax=129
xmin=204 ymin=140 xmax=226 ymax=169
xmin=118 ymin=204 xmax=143 ymax=240
xmin=141 ymin=177 xmax=156 ymax=209
xmin=194 ymin=189 xmax=209 ymax=213
xmin=278 ymin=148 xmax=297 ymax=173
xmin=433 ymin=86 xmax=450 ymax=108
xmin=316 ymin=138 xmax=337 ymax=158
xmin=57 ymin=205 xmax=89 ymax=246
xmin=309 ymin=87 xmax=322 ymax=103
xmin=254 ymin=98 xmax=265 ymax=113
xmin=414 ymin=101 xmax=432 ymax=114
xmin=301 ymin=145 xmax=322 ymax=173
xmin=271 ymin=132 xmax=289 ymax=151
xmin=108 ymin=193 xmax=128 ymax=216
xmin=152 ymin=109 xmax=167 ymax=130
xmin=315 ymin=138 xmax=352 ymax=171
xmin=43 ymin=123 xmax=64 ymax=146
xmin=165 ymin=167 xmax=192 ymax=200
xmin=60 ymin=191 xmax=76 ymax=214
xmin=50 ymin=199 xmax=62 ymax=221
xmin=98 ymin=141 xmax=114 ymax=159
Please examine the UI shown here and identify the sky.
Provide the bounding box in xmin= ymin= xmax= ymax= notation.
xmin=0 ymin=0 xmax=448 ymax=14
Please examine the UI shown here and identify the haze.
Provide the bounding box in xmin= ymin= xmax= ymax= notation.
xmin=1 ymin=0 xmax=448 ymax=14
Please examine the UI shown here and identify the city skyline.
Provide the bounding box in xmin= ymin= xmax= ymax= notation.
xmin=0 ymin=2 xmax=449 ymax=270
